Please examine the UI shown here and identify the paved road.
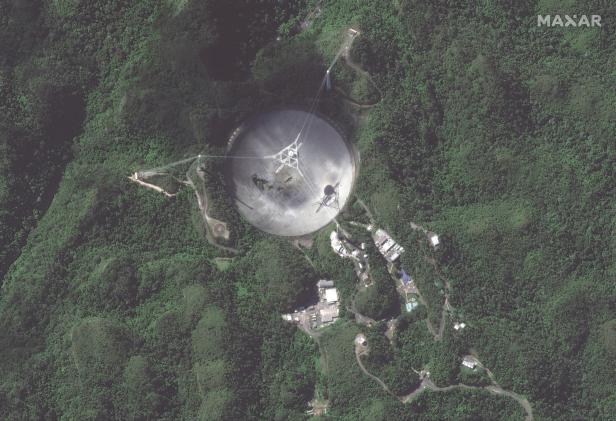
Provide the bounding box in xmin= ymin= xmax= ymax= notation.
xmin=354 ymin=340 xmax=398 ymax=399
xmin=479 ymin=360 xmax=534 ymax=421
xmin=349 ymin=213 xmax=534 ymax=420
xmin=355 ymin=335 xmax=533 ymax=420
xmin=325 ymin=42 xmax=533 ymax=420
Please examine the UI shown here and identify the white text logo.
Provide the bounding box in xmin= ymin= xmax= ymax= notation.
xmin=537 ymin=15 xmax=601 ymax=27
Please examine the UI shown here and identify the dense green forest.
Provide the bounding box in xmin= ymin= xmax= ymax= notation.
xmin=1 ymin=0 xmax=615 ymax=420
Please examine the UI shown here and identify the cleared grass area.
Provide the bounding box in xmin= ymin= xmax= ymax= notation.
xmin=213 ymin=257 xmax=233 ymax=271
xmin=437 ymin=199 xmax=534 ymax=238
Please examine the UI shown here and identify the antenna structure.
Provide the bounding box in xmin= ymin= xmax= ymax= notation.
xmin=269 ymin=133 xmax=303 ymax=175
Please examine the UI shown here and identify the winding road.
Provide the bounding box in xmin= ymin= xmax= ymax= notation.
xmin=337 ymin=29 xmax=383 ymax=108
xmin=355 ymin=344 xmax=399 ymax=399
xmin=346 ymin=212 xmax=533 ymax=420
xmin=355 ymin=334 xmax=533 ymax=420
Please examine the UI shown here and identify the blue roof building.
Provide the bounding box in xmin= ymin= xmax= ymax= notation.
xmin=399 ymin=269 xmax=411 ymax=285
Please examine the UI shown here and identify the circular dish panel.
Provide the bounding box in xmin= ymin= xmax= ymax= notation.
xmin=225 ymin=109 xmax=356 ymax=236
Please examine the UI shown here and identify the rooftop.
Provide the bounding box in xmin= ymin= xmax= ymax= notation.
xmin=325 ymin=288 xmax=339 ymax=303
xmin=317 ymin=279 xmax=335 ymax=288
xmin=462 ymin=356 xmax=478 ymax=369
xmin=405 ymin=301 xmax=418 ymax=312
xmin=430 ymin=233 xmax=440 ymax=247
xmin=373 ymin=229 xmax=404 ymax=262
xmin=319 ymin=305 xmax=339 ymax=323
xmin=400 ymin=270 xmax=411 ymax=284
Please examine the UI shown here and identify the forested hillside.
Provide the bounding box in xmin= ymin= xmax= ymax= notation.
xmin=1 ymin=0 xmax=614 ymax=420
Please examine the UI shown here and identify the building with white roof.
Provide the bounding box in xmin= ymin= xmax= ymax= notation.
xmin=462 ymin=356 xmax=478 ymax=369
xmin=325 ymin=288 xmax=339 ymax=303
xmin=429 ymin=233 xmax=440 ymax=248
xmin=330 ymin=231 xmax=350 ymax=257
xmin=373 ymin=229 xmax=404 ymax=262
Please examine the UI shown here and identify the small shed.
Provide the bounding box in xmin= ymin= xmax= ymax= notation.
xmin=462 ymin=356 xmax=477 ymax=369
xmin=429 ymin=233 xmax=440 ymax=248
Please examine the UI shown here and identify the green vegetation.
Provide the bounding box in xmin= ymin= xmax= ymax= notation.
xmin=361 ymin=308 xmax=467 ymax=391
xmin=213 ymin=257 xmax=233 ymax=271
xmin=400 ymin=230 xmax=445 ymax=327
xmin=362 ymin=323 xmax=420 ymax=395
xmin=458 ymin=366 xmax=492 ymax=388
xmin=408 ymin=389 xmax=526 ymax=421
xmin=0 ymin=1 xmax=319 ymax=419
xmin=355 ymin=263 xmax=400 ymax=321
xmin=354 ymin=245 xmax=401 ymax=320
xmin=238 ymin=238 xmax=318 ymax=313
xmin=319 ymin=322 xmax=400 ymax=419
xmin=319 ymin=1 xmax=615 ymax=419
xmin=1 ymin=0 xmax=614 ymax=419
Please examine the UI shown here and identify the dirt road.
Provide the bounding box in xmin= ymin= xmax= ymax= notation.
xmin=338 ymin=29 xmax=383 ymax=106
